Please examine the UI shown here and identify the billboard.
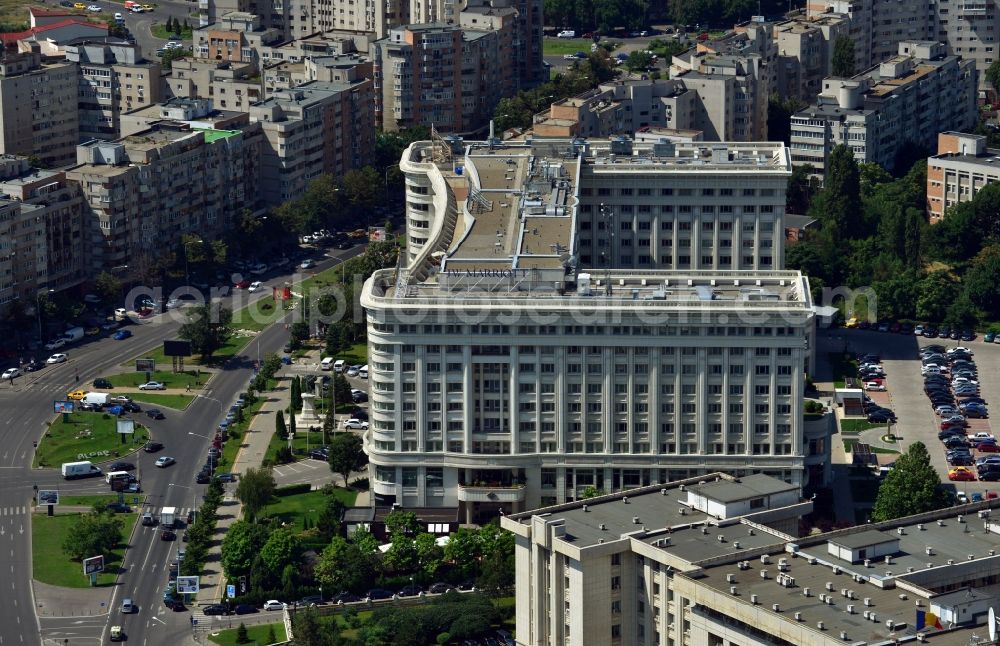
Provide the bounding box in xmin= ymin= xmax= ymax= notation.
xmin=135 ymin=358 xmax=155 ymax=372
xmin=163 ymin=340 xmax=192 ymax=357
xmin=116 ymin=419 xmax=135 ymax=435
xmin=175 ymin=576 xmax=199 ymax=594
xmin=37 ymin=490 xmax=59 ymax=505
xmin=83 ymin=555 xmax=104 ymax=575
xmin=53 ymin=400 xmax=74 ymax=414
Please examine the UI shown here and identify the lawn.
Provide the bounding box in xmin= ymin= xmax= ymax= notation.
xmin=231 ymin=295 xmax=294 ymax=333
xmin=105 ymin=370 xmax=207 ymax=389
xmin=208 ymin=621 xmax=286 ymax=646
xmin=840 ymin=419 xmax=882 ymax=434
xmin=35 ymin=412 xmax=149 ymax=468
xmin=59 ymin=494 xmax=147 ymax=508
xmin=260 ymin=488 xmax=358 ymax=526
xmin=215 ymin=396 xmax=266 ymax=471
xmin=264 ymin=422 xmax=332 ymax=465
xmin=32 ymin=512 xmax=138 ymax=588
xmin=127 ymin=393 xmax=196 ymax=410
xmin=542 ymin=37 xmax=593 ymax=55
xmin=151 ymin=24 xmax=193 ymax=39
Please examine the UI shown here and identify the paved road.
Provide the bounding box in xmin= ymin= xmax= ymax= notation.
xmin=0 ymin=245 xmax=364 ymax=646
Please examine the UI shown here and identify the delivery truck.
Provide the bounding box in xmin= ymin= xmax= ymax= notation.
xmin=62 ymin=326 xmax=84 ymax=343
xmin=81 ymin=392 xmax=110 ymax=407
xmin=160 ymin=506 xmax=176 ymax=528
xmin=62 ymin=461 xmax=102 ymax=479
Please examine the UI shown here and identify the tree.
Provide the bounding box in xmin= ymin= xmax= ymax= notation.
xmin=61 ymin=512 xmax=124 ymax=561
xmin=786 ymin=163 xmax=818 ymax=213
xmin=385 ymin=510 xmax=420 ymax=535
xmin=316 ymin=493 xmax=345 ymax=540
xmin=93 ymin=271 xmax=122 ymax=307
xmin=327 ymin=432 xmax=366 ymax=487
xmin=341 ymin=166 xmax=382 ymax=213
xmin=235 ymin=623 xmax=249 ymax=644
xmin=443 ymin=527 xmax=480 ymax=579
xmin=260 ymin=526 xmax=302 ymax=577
xmin=767 ymin=94 xmax=804 ymax=145
xmin=314 ymin=536 xmax=374 ymax=592
xmin=832 ymin=35 xmax=856 ymax=77
xmin=964 ymin=247 xmax=1000 ymax=318
xmin=814 ymin=144 xmax=863 ymax=244
xmin=415 ymin=532 xmax=444 ymax=577
xmin=234 ymin=467 xmax=276 ymax=521
xmin=384 ymin=531 xmax=418 ymax=573
xmin=916 ymin=270 xmax=960 ymax=323
xmin=178 ymin=304 xmax=233 ymax=361
xmin=986 ymin=60 xmax=1000 ymax=95
xmin=624 ymin=50 xmax=654 ymax=72
xmin=275 ymin=409 xmax=287 ymax=440
xmin=871 ymin=442 xmax=950 ymax=521
xmin=220 ymin=521 xmax=269 ymax=578
xmin=290 ymin=376 xmax=302 ymax=413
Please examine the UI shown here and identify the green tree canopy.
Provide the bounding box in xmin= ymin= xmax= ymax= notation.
xmin=314 ymin=535 xmax=375 ymax=592
xmin=832 ymin=35 xmax=856 ymax=77
xmin=871 ymin=442 xmax=950 ymax=521
xmin=234 ymin=467 xmax=276 ymax=521
xmin=986 ymin=60 xmax=1000 ymax=94
xmin=220 ymin=520 xmax=270 ymax=579
xmin=61 ymin=511 xmax=123 ymax=561
xmin=327 ymin=432 xmax=367 ymax=487
xmin=93 ymin=271 xmax=122 ymax=307
xmin=178 ymin=304 xmax=233 ymax=361
xmin=260 ymin=526 xmax=302 ymax=576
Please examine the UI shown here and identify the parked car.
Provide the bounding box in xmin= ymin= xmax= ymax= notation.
xmin=202 ymin=604 xmax=230 ymax=616
xmin=428 ymin=582 xmax=455 ymax=594
xmin=864 ymin=381 xmax=886 ymax=391
xmin=263 ymin=600 xmax=286 ymax=611
xmin=309 ymin=447 xmax=330 ymax=460
xmin=234 ymin=604 xmax=258 ymax=615
xmin=343 ymin=418 xmax=369 ymax=430
xmin=330 ymin=591 xmax=360 ymax=604
xmin=366 ymin=589 xmax=394 ymax=600
xmin=46 ymin=353 xmax=68 ymax=364
xmin=146 ymin=408 xmax=164 ymax=420
xmin=949 ymin=467 xmax=977 ymax=481
xmin=398 ymin=583 xmax=423 ymax=597
xmin=296 ymin=595 xmax=324 ymax=607
xmin=139 ymin=381 xmax=166 ymax=390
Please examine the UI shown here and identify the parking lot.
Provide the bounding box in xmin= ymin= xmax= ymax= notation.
xmin=820 ymin=328 xmax=998 ymax=498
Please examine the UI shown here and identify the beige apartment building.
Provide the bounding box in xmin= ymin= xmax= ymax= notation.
xmin=0 ymin=46 xmax=78 ymax=168
xmin=0 ymin=157 xmax=88 ymax=306
xmin=200 ymin=0 xmax=405 ymax=39
xmin=927 ymin=131 xmax=1000 ymax=222
xmin=248 ymin=80 xmax=374 ymax=205
xmin=65 ymin=121 xmax=262 ymax=272
xmin=65 ymin=39 xmax=161 ymax=141
xmin=773 ymin=14 xmax=852 ymax=102
xmin=163 ymin=57 xmax=264 ymax=112
xmin=191 ymin=11 xmax=282 ymax=64
xmin=790 ymin=41 xmax=977 ymax=173
xmin=263 ymin=52 xmax=372 ymax=95
xmin=120 ymin=97 xmax=252 ymax=136
xmin=371 ymin=23 xmax=512 ymax=134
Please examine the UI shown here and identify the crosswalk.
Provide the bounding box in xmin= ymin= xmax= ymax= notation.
xmin=138 ymin=506 xmax=196 ymax=519
xmin=0 ymin=506 xmax=27 ymax=516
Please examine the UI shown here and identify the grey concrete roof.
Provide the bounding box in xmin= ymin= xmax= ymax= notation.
xmin=689 ymin=473 xmax=799 ymax=503
xmin=828 ymin=530 xmax=897 ymax=550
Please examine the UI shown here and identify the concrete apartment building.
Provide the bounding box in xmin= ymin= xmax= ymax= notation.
xmin=790 ymin=41 xmax=977 ymax=173
xmin=773 ymin=14 xmax=853 ymax=103
xmin=263 ymin=50 xmax=371 ymax=95
xmin=927 ymin=131 xmax=1000 ymax=222
xmin=65 ymin=121 xmax=261 ymax=272
xmin=248 ymin=79 xmax=374 ymax=204
xmin=65 ymin=39 xmax=161 ymax=141
xmin=191 ymin=11 xmax=283 ymax=64
xmin=119 ymin=97 xmax=252 ymax=136
xmin=935 ymin=0 xmax=999 ymax=93
xmin=0 ymin=46 xmax=79 ymax=168
xmin=359 ymin=136 xmax=813 ymax=523
xmin=503 ymin=475 xmax=1000 ymax=646
xmin=0 ymin=157 xmax=87 ymax=306
xmin=371 ymin=23 xmax=511 ymax=134
xmin=163 ymin=57 xmax=264 ymax=112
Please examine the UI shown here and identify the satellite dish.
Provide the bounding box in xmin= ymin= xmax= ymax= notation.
xmin=990 ymin=607 xmax=997 ymax=642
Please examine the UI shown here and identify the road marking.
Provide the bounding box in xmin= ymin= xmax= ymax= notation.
xmin=150 ymin=616 xmax=164 ymax=625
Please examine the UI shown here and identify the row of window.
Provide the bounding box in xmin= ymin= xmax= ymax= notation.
xmin=582 ymin=186 xmax=776 ymax=197
xmin=371 ymin=324 xmax=803 ymax=337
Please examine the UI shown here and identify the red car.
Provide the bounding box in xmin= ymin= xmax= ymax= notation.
xmin=941 ymin=420 xmax=966 ymax=431
xmin=978 ymin=441 xmax=1000 ymax=453
xmin=234 ymin=279 xmax=251 ymax=289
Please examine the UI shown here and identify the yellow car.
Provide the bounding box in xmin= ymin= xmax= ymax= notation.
xmin=73 ymin=2 xmax=86 ymax=8
xmin=845 ymin=317 xmax=859 ymax=328
xmin=67 ymin=390 xmax=86 ymax=401
xmin=142 ymin=4 xmax=153 ymax=9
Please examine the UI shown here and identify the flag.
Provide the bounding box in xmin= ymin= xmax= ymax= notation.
xmin=916 ymin=609 xmax=943 ymax=630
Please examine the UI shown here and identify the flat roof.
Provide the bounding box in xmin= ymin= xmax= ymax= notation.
xmin=194 ymin=128 xmax=240 ymax=143
xmin=828 ymin=529 xmax=896 ymax=550
xmin=689 ymin=473 xmax=799 ymax=503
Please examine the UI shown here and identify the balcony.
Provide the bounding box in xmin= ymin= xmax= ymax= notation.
xmin=457 ymin=483 xmax=526 ymax=503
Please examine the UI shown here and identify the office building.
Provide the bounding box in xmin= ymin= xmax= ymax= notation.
xmin=772 ymin=14 xmax=853 ymax=103
xmin=248 ymin=80 xmax=374 ymax=204
xmin=371 ymin=23 xmax=512 ymax=134
xmin=65 ymin=121 xmax=261 ymax=272
xmin=65 ymin=39 xmax=161 ymax=141
xmin=0 ymin=157 xmax=88 ymax=306
xmin=790 ymin=41 xmax=976 ymax=173
xmin=360 ymin=136 xmax=813 ymax=523
xmin=503 ymin=475 xmax=1000 ymax=646
xmin=927 ymin=131 xmax=1000 ymax=222
xmin=0 ymin=45 xmax=79 ymax=168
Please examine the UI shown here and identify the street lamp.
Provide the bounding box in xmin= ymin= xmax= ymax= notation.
xmin=168 ymin=482 xmax=197 ymax=516
xmin=188 ymin=431 xmax=215 ymax=475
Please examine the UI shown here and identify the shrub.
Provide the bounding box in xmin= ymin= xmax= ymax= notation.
xmin=276 ymin=483 xmax=312 ymax=497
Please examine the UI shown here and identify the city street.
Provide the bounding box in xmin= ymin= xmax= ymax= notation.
xmin=0 ymin=245 xmax=364 ymax=646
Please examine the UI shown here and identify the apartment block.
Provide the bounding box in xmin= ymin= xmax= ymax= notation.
xmin=790 ymin=41 xmax=976 ymax=173
xmin=464 ymin=0 xmax=544 ymax=88
xmin=263 ymin=51 xmax=372 ymax=95
xmin=0 ymin=46 xmax=79 ymax=168
xmin=120 ymin=97 xmax=252 ymax=136
xmin=504 ymin=476 xmax=1000 ymax=646
xmin=248 ymin=80 xmax=374 ymax=204
xmin=935 ymin=0 xmax=1000 ymax=93
xmin=359 ymin=136 xmax=812 ymax=523
xmin=65 ymin=39 xmax=161 ymax=141
xmin=200 ymin=0 xmax=405 ymax=39
xmin=191 ymin=11 xmax=282 ymax=63
xmin=773 ymin=14 xmax=853 ymax=102
xmin=163 ymin=58 xmax=264 ymax=112
xmin=926 ymin=131 xmax=1000 ymax=222
xmin=0 ymin=157 xmax=87 ymax=305
xmin=371 ymin=23 xmax=512 ymax=134
xmin=65 ymin=121 xmax=261 ymax=272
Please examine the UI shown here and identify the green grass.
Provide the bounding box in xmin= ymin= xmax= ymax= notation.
xmin=59 ymin=494 xmax=147 ymax=508
xmin=216 ymin=396 xmax=266 ymax=470
xmin=841 ymin=419 xmax=882 ymax=434
xmin=231 ymin=295 xmax=293 ymax=333
xmin=333 ymin=342 xmax=368 ymax=366
xmin=871 ymin=447 xmax=901 ymax=454
xmin=126 ymin=393 xmax=196 ymax=410
xmin=105 ymin=370 xmax=207 ymax=389
xmin=151 ymin=24 xmax=192 ymax=39
xmin=32 ymin=513 xmax=138 ymax=588
xmin=35 ymin=412 xmax=149 ymax=468
xmin=263 ymin=421 xmax=331 ymax=464
xmin=260 ymin=488 xmax=357 ymax=526
xmin=208 ymin=621 xmax=286 ymax=646
xmin=542 ymin=37 xmax=593 ymax=55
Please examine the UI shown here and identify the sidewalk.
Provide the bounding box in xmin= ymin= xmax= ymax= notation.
xmin=199 ymin=373 xmax=291 ymax=606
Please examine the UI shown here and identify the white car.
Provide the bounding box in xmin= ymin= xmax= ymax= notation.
xmin=138 ymin=381 xmax=166 ymax=390
xmin=114 ymin=11 xmax=122 ymax=19
xmin=249 ymin=263 xmax=268 ymax=275
xmin=864 ymin=381 xmax=885 ymax=391
xmin=114 ymin=307 xmax=127 ymax=319
xmin=343 ymin=418 xmax=369 ymax=430
xmin=300 ymin=259 xmax=315 ymax=269
xmin=46 ymin=353 xmax=68 ymax=364
xmin=45 ymin=338 xmax=66 ymax=350
xmin=1 ymin=368 xmax=20 ymax=379
xmin=247 ymin=281 xmax=263 ymax=292
xmin=165 ymin=298 xmax=180 ymax=309
xmin=951 ymin=346 xmax=974 ymax=355
xmin=263 ymin=600 xmax=286 ymax=611
xmin=154 ymin=456 xmax=176 ymax=468
xmin=87 ymin=4 xmax=101 ymax=11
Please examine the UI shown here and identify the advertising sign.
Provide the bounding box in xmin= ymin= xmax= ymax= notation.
xmin=83 ymin=555 xmax=104 ymax=575
xmin=116 ymin=419 xmax=135 ymax=435
xmin=226 ymin=584 xmax=236 ymax=598
xmin=37 ymin=490 xmax=59 ymax=505
xmin=135 ymin=358 xmax=155 ymax=372
xmin=53 ymin=400 xmax=74 ymax=414
xmin=163 ymin=340 xmax=192 ymax=357
xmin=175 ymin=576 xmax=199 ymax=594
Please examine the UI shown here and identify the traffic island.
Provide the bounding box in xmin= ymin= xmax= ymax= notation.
xmin=31 ymin=512 xmax=138 ymax=588
xmin=33 ymin=411 xmax=150 ymax=468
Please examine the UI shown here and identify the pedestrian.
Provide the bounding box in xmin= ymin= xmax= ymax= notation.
xmin=75 ymin=373 xmax=79 ymax=382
